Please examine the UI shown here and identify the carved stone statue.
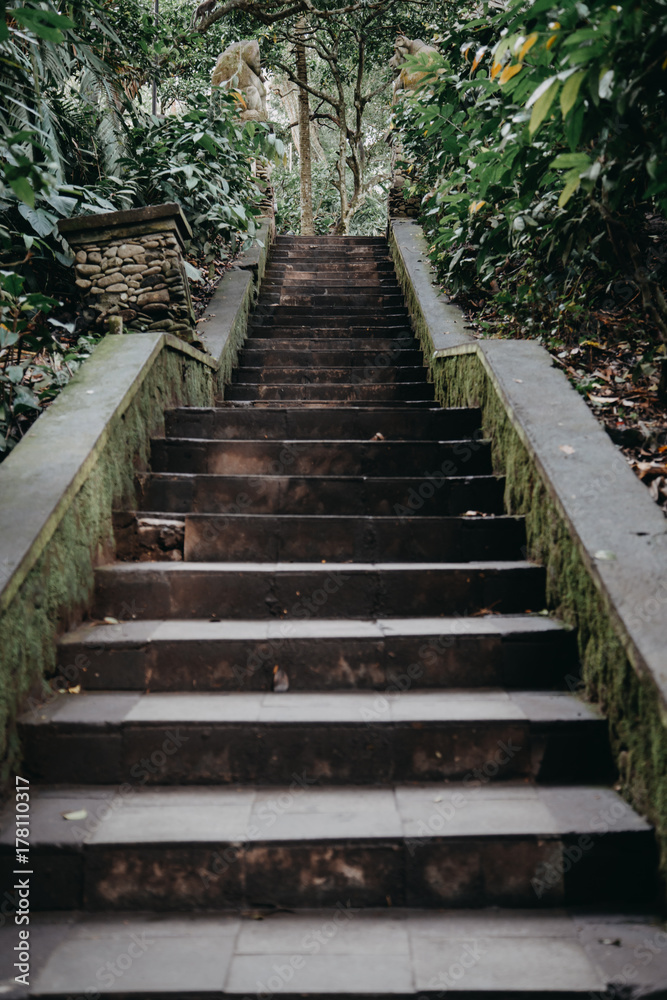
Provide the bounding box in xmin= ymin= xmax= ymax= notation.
xmin=211 ymin=39 xmax=268 ymax=122
xmin=389 ymin=35 xmax=439 ymax=104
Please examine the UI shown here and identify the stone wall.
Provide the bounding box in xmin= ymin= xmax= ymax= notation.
xmin=59 ymin=204 xmax=196 ymax=340
xmin=74 ymin=232 xmax=194 ymax=337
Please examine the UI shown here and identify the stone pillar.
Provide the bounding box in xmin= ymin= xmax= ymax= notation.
xmin=58 ymin=204 xmax=196 ymax=339
xmin=388 ymin=172 xmax=422 ymax=219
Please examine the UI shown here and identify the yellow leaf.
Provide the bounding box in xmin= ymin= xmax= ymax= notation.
xmin=469 ymin=200 xmax=487 ymax=214
xmin=491 ymin=62 xmax=502 ymax=80
xmin=519 ymin=33 xmax=539 ymax=61
xmin=529 ymin=79 xmax=559 ymax=135
xmin=663 ymin=54 xmax=667 ymax=70
xmin=462 ymin=43 xmax=472 ymax=61
xmin=546 ymin=34 xmax=559 ymax=50
xmin=499 ymin=63 xmax=523 ymax=85
xmin=559 ymin=175 xmax=580 ymax=207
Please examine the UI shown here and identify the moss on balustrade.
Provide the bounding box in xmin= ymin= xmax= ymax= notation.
xmin=0 ymin=347 xmax=213 ymax=786
xmin=431 ymin=350 xmax=667 ymax=889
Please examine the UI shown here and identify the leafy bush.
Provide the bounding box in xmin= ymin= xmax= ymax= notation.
xmin=395 ymin=0 xmax=667 ymax=341
xmin=0 ymin=270 xmax=97 ymax=455
xmin=116 ymin=96 xmax=283 ymax=250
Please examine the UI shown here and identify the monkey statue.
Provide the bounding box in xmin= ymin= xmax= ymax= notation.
xmin=211 ymin=39 xmax=268 ymax=122
xmin=389 ymin=35 xmax=439 ymax=104
xmin=192 ymin=0 xmax=216 ymax=26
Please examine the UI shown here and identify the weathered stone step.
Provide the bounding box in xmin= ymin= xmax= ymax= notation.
xmin=225 ymin=383 xmax=435 ymax=402
xmin=259 ymin=292 xmax=406 ymax=309
xmin=266 ymin=261 xmax=396 ymax=275
xmin=14 ymin=907 xmax=666 ymax=996
xmin=237 ymin=348 xmax=425 ymax=367
xmin=222 ymin=399 xmax=439 ymax=409
xmin=92 ymin=561 xmax=546 ymax=620
xmin=182 ymin=514 xmax=526 ymax=563
xmin=262 ymin=277 xmax=401 ymax=291
xmin=244 ymin=330 xmax=419 ymax=351
xmin=270 ymin=249 xmax=392 ymax=260
xmin=276 ymin=235 xmax=387 ymax=244
xmin=150 ymin=438 xmax=491 ymax=477
xmin=164 ymin=406 xmax=480 ymax=440
xmin=19 ymin=690 xmax=611 ymax=786
xmin=231 ymin=366 xmax=428 ymax=385
xmin=135 ymin=472 xmax=503 ymax=516
xmin=252 ymin=307 xmax=410 ymax=325
xmin=57 ymin=615 xmax=576 ymax=693
xmin=0 ymin=784 xmax=652 ymax=911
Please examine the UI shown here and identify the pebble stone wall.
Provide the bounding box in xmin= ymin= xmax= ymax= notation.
xmin=59 ymin=205 xmax=196 ymax=340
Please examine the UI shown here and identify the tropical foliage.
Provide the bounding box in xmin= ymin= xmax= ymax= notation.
xmin=395 ymin=0 xmax=667 ymax=344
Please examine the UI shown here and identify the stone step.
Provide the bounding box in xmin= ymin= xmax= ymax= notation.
xmin=19 ymin=690 xmax=612 ymax=786
xmin=231 ymin=366 xmax=428 ymax=385
xmin=0 ymin=784 xmax=653 ymax=911
xmin=245 ymin=327 xmax=415 ymax=341
xmin=164 ymin=406 xmax=480 ymax=440
xmin=265 ymin=261 xmax=397 ymax=275
xmin=252 ymin=307 xmax=410 ymax=325
xmin=237 ymin=348 xmax=425 ymax=367
xmin=135 ymin=472 xmax=503 ymax=516
xmin=182 ymin=514 xmax=526 ymax=563
xmin=92 ymin=561 xmax=546 ymax=620
xmin=57 ymin=615 xmax=576 ymax=693
xmin=220 ymin=399 xmax=440 ymax=409
xmin=258 ymin=292 xmax=406 ymax=309
xmin=150 ymin=438 xmax=491 ymax=477
xmin=275 ymin=235 xmax=388 ymax=244
xmin=13 ymin=907 xmax=667 ymax=997
xmin=225 ymin=383 xmax=436 ymax=402
xmin=262 ymin=277 xmax=402 ymax=291
xmin=270 ymin=250 xmax=393 ymax=261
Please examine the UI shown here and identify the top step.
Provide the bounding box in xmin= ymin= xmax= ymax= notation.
xmin=275 ymin=236 xmax=387 ymax=246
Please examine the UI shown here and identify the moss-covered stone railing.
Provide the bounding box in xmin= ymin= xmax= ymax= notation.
xmin=0 ymin=221 xmax=273 ymax=787
xmin=390 ymin=218 xmax=667 ymax=888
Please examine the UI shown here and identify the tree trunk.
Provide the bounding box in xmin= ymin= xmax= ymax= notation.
xmin=294 ymin=20 xmax=314 ymax=236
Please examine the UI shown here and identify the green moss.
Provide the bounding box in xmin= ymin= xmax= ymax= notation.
xmin=0 ymin=346 xmax=213 ymax=785
xmin=432 ymin=350 xmax=667 ymax=889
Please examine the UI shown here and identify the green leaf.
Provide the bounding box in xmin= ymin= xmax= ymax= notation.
xmin=560 ymin=71 xmax=585 ymax=118
xmin=551 ymin=153 xmax=591 ymax=170
xmin=8 ymin=175 xmax=35 ymax=208
xmin=6 ymin=365 xmax=25 ymax=384
xmin=13 ymin=7 xmax=74 ymax=42
xmin=13 ymin=385 xmax=41 ymax=411
xmin=559 ymin=169 xmax=582 ymax=207
xmin=529 ymin=80 xmax=559 ymax=135
xmin=0 ymin=271 xmax=25 ymax=296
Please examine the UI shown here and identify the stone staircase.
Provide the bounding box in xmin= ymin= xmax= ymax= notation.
xmin=1 ymin=235 xmax=662 ymax=997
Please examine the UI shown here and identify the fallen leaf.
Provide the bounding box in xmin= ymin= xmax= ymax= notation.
xmin=589 ymin=395 xmax=619 ymax=405
xmin=559 ymin=445 xmax=576 ymax=455
xmin=594 ymin=550 xmax=616 ymax=561
xmin=67 ymin=685 xmax=81 ymax=694
xmin=62 ymin=809 xmax=87 ymax=821
xmin=273 ymin=666 xmax=289 ymax=692
xmin=103 ymin=617 xmax=119 ymax=625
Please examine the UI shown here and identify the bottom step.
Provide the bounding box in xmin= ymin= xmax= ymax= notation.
xmin=4 ymin=908 xmax=667 ymax=997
